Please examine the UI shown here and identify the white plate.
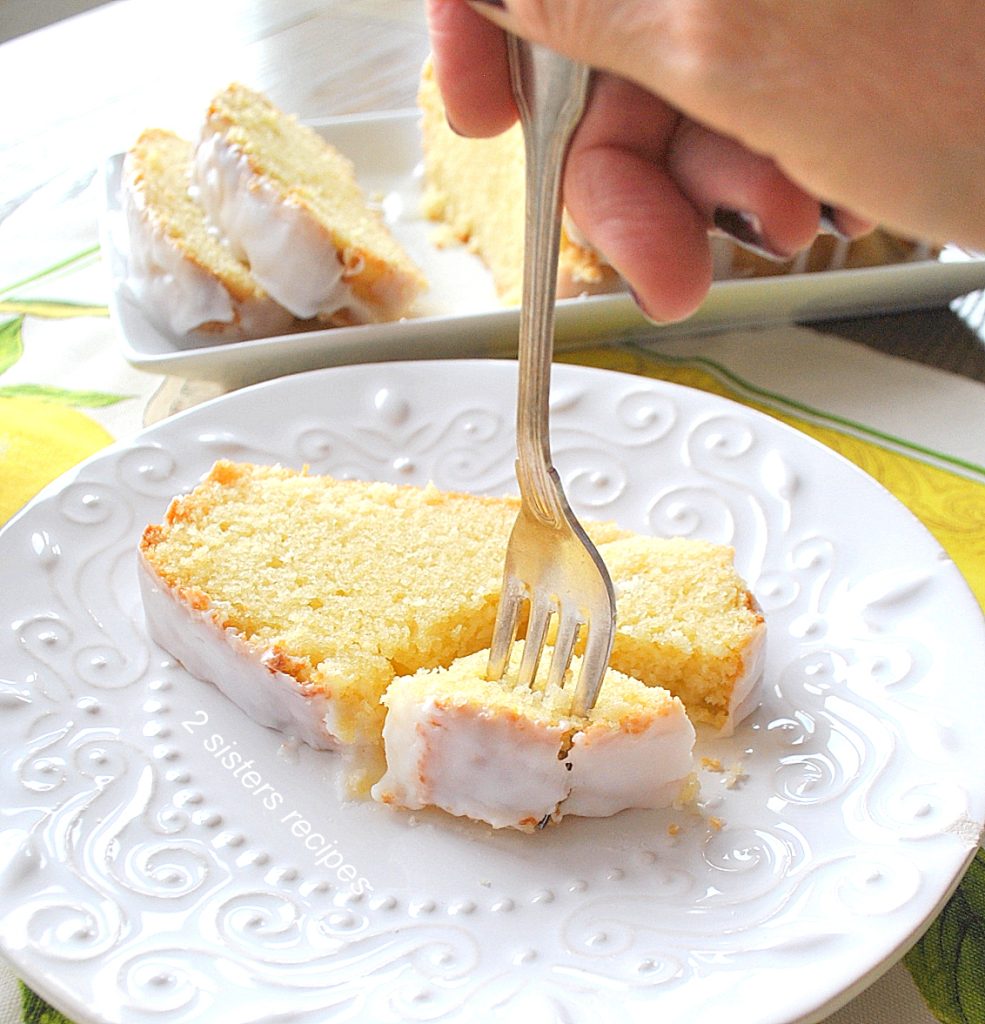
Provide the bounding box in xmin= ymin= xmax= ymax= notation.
xmin=101 ymin=110 xmax=985 ymax=388
xmin=2 ymin=360 xmax=984 ymax=1024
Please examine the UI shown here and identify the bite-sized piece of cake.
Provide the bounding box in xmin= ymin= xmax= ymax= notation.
xmin=372 ymin=644 xmax=696 ymax=830
xmin=602 ymin=536 xmax=765 ymax=734
xmin=195 ymin=83 xmax=427 ymax=324
xmin=121 ymin=128 xmax=302 ymax=340
xmin=418 ymin=58 xmax=619 ymax=305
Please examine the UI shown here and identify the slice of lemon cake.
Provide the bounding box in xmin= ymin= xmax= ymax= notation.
xmin=138 ymin=461 xmax=765 ymax=803
xmin=195 ymin=83 xmax=427 ymax=325
xmin=418 ymin=58 xmax=619 ymax=305
xmin=372 ymin=643 xmax=696 ymax=831
xmin=121 ymin=128 xmax=301 ymax=340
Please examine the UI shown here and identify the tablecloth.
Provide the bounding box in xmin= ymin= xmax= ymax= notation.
xmin=1 ymin=172 xmax=984 ymax=1024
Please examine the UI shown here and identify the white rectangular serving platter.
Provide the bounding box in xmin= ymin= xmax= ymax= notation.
xmin=101 ymin=109 xmax=985 ymax=388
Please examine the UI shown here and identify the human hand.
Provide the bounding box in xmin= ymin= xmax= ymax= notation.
xmin=427 ymin=0 xmax=981 ymax=320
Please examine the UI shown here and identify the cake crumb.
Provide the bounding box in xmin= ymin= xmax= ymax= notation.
xmin=724 ymin=761 xmax=748 ymax=789
xmin=428 ymin=224 xmax=456 ymax=249
xmin=701 ymin=757 xmax=724 ymax=772
xmin=673 ymin=772 xmax=701 ymax=810
xmin=667 ymin=823 xmax=682 ymax=837
xmin=708 ymin=816 xmax=725 ymax=831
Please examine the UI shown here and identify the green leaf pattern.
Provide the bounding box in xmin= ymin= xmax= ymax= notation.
xmin=0 ymin=317 xmax=24 ymax=376
xmin=0 ymin=298 xmax=109 ymax=318
xmin=0 ymin=383 xmax=129 ymax=407
xmin=20 ymin=983 xmax=76 ymax=1024
xmin=0 ymin=247 xmax=124 ymax=406
xmin=905 ymin=849 xmax=985 ymax=1024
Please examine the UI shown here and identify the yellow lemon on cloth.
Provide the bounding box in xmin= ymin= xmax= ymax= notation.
xmin=0 ymin=395 xmax=113 ymax=525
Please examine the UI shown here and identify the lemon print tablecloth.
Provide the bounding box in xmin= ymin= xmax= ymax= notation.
xmin=1 ymin=177 xmax=984 ymax=1024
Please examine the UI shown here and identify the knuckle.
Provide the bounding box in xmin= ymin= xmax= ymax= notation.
xmin=655 ymin=0 xmax=756 ymax=86
xmin=515 ymin=0 xmax=614 ymax=57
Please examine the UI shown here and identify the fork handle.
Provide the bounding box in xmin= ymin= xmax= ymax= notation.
xmin=508 ymin=36 xmax=591 ymax=527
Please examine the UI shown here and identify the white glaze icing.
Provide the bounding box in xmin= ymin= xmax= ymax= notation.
xmin=193 ymin=132 xmax=376 ymax=322
xmin=561 ymin=211 xmax=591 ymax=253
xmin=120 ymin=153 xmax=298 ymax=341
xmin=715 ymin=604 xmax=767 ymax=737
xmin=371 ymin=681 xmax=696 ymax=830
xmin=563 ymin=712 xmax=696 ymax=817
xmin=373 ymin=697 xmax=573 ymax=829
xmin=138 ymin=554 xmax=345 ymax=750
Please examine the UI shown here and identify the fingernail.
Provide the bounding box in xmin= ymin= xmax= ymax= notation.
xmin=713 ymin=207 xmax=791 ymax=262
xmin=819 ymin=203 xmax=851 ymax=239
xmin=629 ymin=287 xmax=661 ymax=324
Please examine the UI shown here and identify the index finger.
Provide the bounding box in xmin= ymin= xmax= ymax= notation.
xmin=426 ymin=0 xmax=516 ymax=137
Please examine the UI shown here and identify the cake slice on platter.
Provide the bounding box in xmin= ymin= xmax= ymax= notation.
xmin=418 ymin=57 xmax=937 ymax=300
xmin=194 ymin=83 xmax=427 ymax=325
xmin=417 ymin=57 xmax=619 ymax=305
xmin=121 ymin=128 xmax=302 ymax=341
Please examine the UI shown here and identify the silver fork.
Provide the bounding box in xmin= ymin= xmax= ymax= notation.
xmin=486 ymin=36 xmax=616 ymax=716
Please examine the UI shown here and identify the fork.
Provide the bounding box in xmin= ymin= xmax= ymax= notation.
xmin=486 ymin=35 xmax=617 ymax=717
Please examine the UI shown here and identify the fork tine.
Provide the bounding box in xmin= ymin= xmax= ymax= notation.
xmin=546 ymin=612 xmax=580 ymax=692
xmin=571 ymin=611 xmax=616 ymax=717
xmin=487 ymin=576 xmax=524 ymax=681
xmin=517 ymin=593 xmax=554 ymax=688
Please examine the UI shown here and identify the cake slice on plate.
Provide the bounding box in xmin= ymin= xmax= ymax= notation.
xmin=138 ymin=461 xmax=538 ymax=755
xmin=138 ymin=460 xmax=765 ymax=812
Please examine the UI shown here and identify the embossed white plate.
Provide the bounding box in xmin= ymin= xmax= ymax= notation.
xmin=1 ymin=360 xmax=984 ymax=1024
xmin=100 ymin=110 xmax=985 ymax=388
